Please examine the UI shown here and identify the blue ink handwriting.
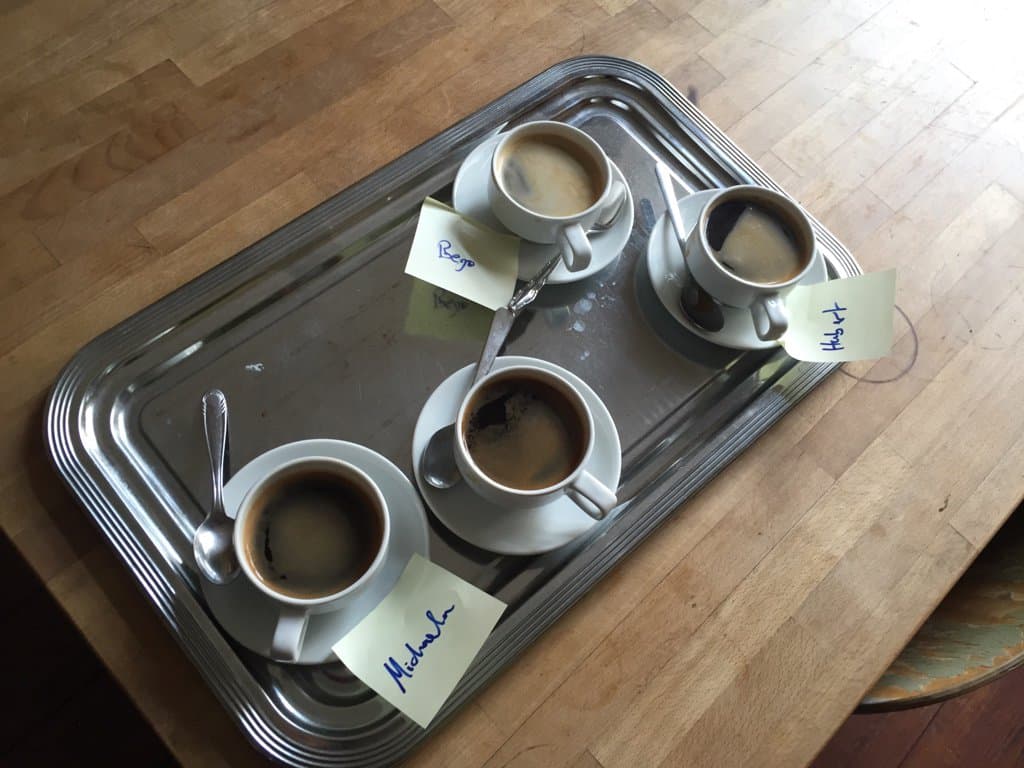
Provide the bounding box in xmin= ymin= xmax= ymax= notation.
xmin=383 ymin=605 xmax=457 ymax=695
xmin=820 ymin=327 xmax=845 ymax=351
xmin=438 ymin=240 xmax=475 ymax=272
xmin=820 ymin=301 xmax=848 ymax=351
xmin=822 ymin=301 xmax=848 ymax=325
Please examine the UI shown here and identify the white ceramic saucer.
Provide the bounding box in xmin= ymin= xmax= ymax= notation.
xmin=646 ymin=189 xmax=829 ymax=351
xmin=201 ymin=439 xmax=430 ymax=665
xmin=452 ymin=134 xmax=634 ymax=285
xmin=411 ymin=355 xmax=621 ymax=556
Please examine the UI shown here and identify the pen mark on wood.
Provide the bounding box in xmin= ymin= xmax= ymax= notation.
xmin=497 ymin=743 xmax=551 ymax=767
xmin=839 ymin=304 xmax=918 ymax=384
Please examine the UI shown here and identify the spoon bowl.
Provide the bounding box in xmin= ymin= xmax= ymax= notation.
xmin=194 ymin=515 xmax=239 ymax=584
xmin=420 ymin=423 xmax=460 ymax=490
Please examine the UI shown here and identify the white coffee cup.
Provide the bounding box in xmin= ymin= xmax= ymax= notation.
xmin=488 ymin=121 xmax=627 ymax=273
xmin=453 ymin=364 xmax=617 ymax=520
xmin=233 ymin=456 xmax=391 ymax=662
xmin=684 ymin=185 xmax=816 ymax=341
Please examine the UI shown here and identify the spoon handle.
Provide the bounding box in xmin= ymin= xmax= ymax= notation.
xmin=655 ymin=161 xmax=688 ymax=252
xmin=470 ymin=251 xmax=562 ymax=387
xmin=473 ymin=307 xmax=514 ymax=386
xmin=202 ymin=389 xmax=229 ymax=519
xmin=508 ymin=252 xmax=561 ymax=315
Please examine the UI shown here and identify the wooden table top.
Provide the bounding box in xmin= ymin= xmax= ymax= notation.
xmin=3 ymin=0 xmax=1023 ymax=766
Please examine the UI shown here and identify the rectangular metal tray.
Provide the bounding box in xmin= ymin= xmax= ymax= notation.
xmin=46 ymin=56 xmax=860 ymax=767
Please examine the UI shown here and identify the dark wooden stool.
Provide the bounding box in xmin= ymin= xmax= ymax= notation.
xmin=859 ymin=508 xmax=1024 ymax=712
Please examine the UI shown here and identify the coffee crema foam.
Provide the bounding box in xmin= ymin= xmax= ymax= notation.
xmin=499 ymin=134 xmax=602 ymax=218
xmin=465 ymin=375 xmax=586 ymax=491
xmin=243 ymin=469 xmax=383 ymax=600
xmin=708 ymin=201 xmax=805 ymax=285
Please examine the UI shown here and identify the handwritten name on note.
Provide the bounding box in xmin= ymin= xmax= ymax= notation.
xmin=782 ymin=269 xmax=896 ymax=362
xmin=405 ymin=197 xmax=519 ymax=310
xmin=333 ymin=554 xmax=506 ymax=728
xmin=438 ymin=239 xmax=475 ymax=272
xmin=819 ymin=301 xmax=848 ymax=351
xmin=384 ymin=605 xmax=455 ymax=694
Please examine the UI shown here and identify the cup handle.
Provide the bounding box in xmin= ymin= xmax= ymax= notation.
xmin=595 ymin=179 xmax=628 ymax=229
xmin=751 ymin=292 xmax=789 ymax=341
xmin=567 ymin=469 xmax=617 ymax=521
xmin=557 ymin=222 xmax=592 ymax=272
xmin=271 ymin=605 xmax=309 ymax=663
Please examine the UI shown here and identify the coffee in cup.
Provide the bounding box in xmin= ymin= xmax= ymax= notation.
xmin=454 ymin=363 xmax=617 ymax=520
xmin=683 ymin=185 xmax=816 ymax=341
xmin=705 ymin=199 xmax=805 ymax=285
xmin=240 ymin=466 xmax=385 ymax=600
xmin=488 ymin=121 xmax=628 ymax=273
xmin=496 ymin=133 xmax=604 ymax=218
xmin=463 ymin=371 xmax=587 ymax=490
xmin=233 ymin=456 xmax=391 ymax=662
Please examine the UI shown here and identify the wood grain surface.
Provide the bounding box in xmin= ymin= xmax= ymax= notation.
xmin=2 ymin=0 xmax=1023 ymax=766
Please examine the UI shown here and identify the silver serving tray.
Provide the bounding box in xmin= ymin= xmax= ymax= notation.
xmin=46 ymin=56 xmax=860 ymax=767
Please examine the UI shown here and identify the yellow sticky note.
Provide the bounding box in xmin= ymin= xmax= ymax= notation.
xmin=332 ymin=554 xmax=506 ymax=728
xmin=782 ymin=269 xmax=896 ymax=362
xmin=405 ymin=198 xmax=519 ymax=311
